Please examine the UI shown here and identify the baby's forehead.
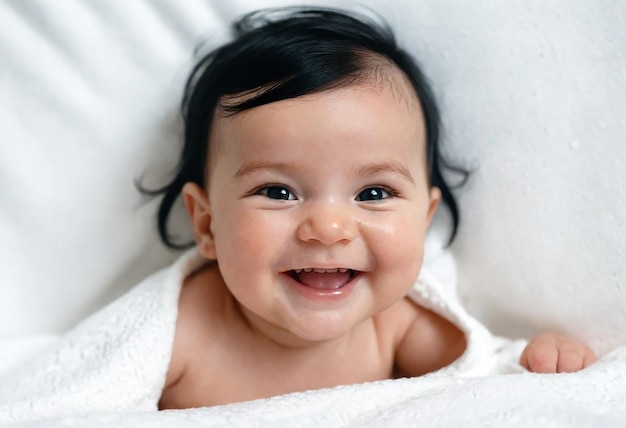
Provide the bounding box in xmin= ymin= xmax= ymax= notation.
xmin=207 ymin=73 xmax=427 ymax=182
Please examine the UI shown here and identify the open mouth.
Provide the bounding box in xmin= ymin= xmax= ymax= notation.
xmin=287 ymin=268 xmax=357 ymax=290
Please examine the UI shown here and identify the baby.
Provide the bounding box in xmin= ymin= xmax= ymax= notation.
xmin=148 ymin=7 xmax=597 ymax=409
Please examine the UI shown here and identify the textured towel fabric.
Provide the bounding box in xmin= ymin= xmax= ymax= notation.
xmin=2 ymin=349 xmax=626 ymax=427
xmin=0 ymin=248 xmax=528 ymax=425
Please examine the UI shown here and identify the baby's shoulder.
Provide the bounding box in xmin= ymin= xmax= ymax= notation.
xmin=371 ymin=297 xmax=426 ymax=350
xmin=378 ymin=296 xmax=425 ymax=325
xmin=177 ymin=262 xmax=229 ymax=332
xmin=161 ymin=263 xmax=229 ymax=396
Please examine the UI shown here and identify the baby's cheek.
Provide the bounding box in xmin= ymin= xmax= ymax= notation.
xmin=217 ymin=209 xmax=292 ymax=268
xmin=366 ymin=217 xmax=426 ymax=278
xmin=390 ymin=235 xmax=425 ymax=280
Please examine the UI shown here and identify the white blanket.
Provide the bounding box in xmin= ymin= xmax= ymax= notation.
xmin=4 ymin=351 xmax=626 ymax=427
xmin=1 ymin=249 xmax=624 ymax=427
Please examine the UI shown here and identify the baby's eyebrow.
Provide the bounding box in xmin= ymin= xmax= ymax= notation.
xmin=233 ymin=160 xmax=415 ymax=183
xmin=233 ymin=161 xmax=297 ymax=180
xmin=355 ymin=161 xmax=415 ymax=183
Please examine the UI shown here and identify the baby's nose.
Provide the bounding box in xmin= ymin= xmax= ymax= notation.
xmin=296 ymin=203 xmax=357 ymax=245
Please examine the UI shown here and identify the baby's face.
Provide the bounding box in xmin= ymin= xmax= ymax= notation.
xmin=202 ymin=79 xmax=439 ymax=345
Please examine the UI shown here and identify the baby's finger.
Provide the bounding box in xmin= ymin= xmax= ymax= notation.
xmin=583 ymin=347 xmax=599 ymax=368
xmin=523 ymin=338 xmax=559 ymax=373
xmin=555 ymin=336 xmax=599 ymax=372
xmin=555 ymin=344 xmax=585 ymax=373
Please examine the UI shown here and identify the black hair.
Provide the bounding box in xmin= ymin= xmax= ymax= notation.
xmin=141 ymin=6 xmax=468 ymax=249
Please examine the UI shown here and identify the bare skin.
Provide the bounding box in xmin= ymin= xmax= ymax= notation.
xmin=521 ymin=333 xmax=598 ymax=373
xmin=159 ymin=262 xmax=466 ymax=409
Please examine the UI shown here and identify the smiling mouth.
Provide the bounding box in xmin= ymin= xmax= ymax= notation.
xmin=287 ymin=268 xmax=357 ymax=290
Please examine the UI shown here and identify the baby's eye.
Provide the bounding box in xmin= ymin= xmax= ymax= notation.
xmin=257 ymin=185 xmax=297 ymax=200
xmin=356 ymin=187 xmax=392 ymax=201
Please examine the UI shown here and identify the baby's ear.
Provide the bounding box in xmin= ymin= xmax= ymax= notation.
xmin=426 ymin=187 xmax=441 ymax=224
xmin=182 ymin=182 xmax=216 ymax=259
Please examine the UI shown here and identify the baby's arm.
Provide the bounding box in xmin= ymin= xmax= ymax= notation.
xmin=519 ymin=332 xmax=598 ymax=373
xmin=394 ymin=299 xmax=467 ymax=376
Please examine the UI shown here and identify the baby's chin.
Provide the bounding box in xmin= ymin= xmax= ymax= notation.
xmin=277 ymin=311 xmax=373 ymax=346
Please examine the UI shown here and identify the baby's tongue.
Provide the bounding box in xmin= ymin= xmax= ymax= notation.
xmin=297 ymin=271 xmax=351 ymax=290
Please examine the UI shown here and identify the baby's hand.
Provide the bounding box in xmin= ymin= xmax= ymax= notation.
xmin=520 ymin=332 xmax=598 ymax=373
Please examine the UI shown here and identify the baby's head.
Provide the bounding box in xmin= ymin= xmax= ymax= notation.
xmin=146 ymin=6 xmax=468 ymax=342
xmin=152 ymin=6 xmax=466 ymax=250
